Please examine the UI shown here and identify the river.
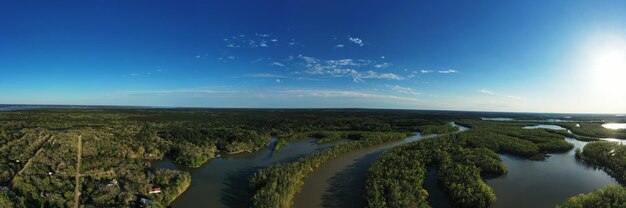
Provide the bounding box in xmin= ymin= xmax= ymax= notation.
xmin=486 ymin=134 xmax=621 ymax=207
xmin=151 ymin=138 xmax=339 ymax=208
xmin=153 ymin=123 xmax=622 ymax=208
xmin=292 ymin=122 xmax=469 ymax=208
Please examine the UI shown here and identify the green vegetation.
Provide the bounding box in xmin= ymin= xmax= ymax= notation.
xmin=456 ymin=119 xmax=574 ymax=159
xmin=558 ymin=186 xmax=626 ymax=208
xmin=249 ymin=131 xmax=409 ymax=208
xmin=365 ymin=135 xmax=506 ymax=208
xmin=0 ymin=108 xmax=453 ymax=207
xmin=577 ymin=141 xmax=626 ymax=184
xmin=559 ymin=122 xmax=626 ymax=139
xmin=1 ymin=108 xmax=624 ymax=207
xmin=364 ymin=119 xmax=595 ymax=208
xmin=416 ymin=123 xmax=459 ymax=135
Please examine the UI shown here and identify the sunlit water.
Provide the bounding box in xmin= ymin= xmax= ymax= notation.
xmin=523 ymin=124 xmax=567 ymax=130
xmin=602 ymin=123 xmax=626 ymax=130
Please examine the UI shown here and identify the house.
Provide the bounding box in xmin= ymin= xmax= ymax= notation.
xmin=149 ymin=188 xmax=161 ymax=194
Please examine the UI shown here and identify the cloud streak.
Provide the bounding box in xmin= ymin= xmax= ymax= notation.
xmin=388 ymin=85 xmax=421 ymax=95
xmin=478 ymin=89 xmax=495 ymax=95
xmin=296 ymin=55 xmax=403 ymax=82
xmin=438 ymin=69 xmax=459 ymax=74
xmin=348 ymin=36 xmax=364 ymax=46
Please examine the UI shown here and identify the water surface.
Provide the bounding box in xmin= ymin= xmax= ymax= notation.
xmin=523 ymin=124 xmax=566 ymax=130
xmin=292 ymin=133 xmax=427 ymax=208
xmin=486 ymin=138 xmax=620 ymax=208
xmin=292 ymin=122 xmax=468 ymax=208
xmin=152 ymin=138 xmax=337 ymax=208
xmin=602 ymin=123 xmax=626 ymax=130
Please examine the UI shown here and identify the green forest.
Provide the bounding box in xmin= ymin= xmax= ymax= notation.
xmin=0 ymin=108 xmax=625 ymax=207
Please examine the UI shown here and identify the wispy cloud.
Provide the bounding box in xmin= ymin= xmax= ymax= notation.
xmin=373 ymin=63 xmax=390 ymax=68
xmin=388 ymin=85 xmax=421 ymax=95
xmin=271 ymin=62 xmax=285 ymax=67
xmin=335 ymin=44 xmax=344 ymax=48
xmin=438 ymin=69 xmax=459 ymax=74
xmin=348 ymin=36 xmax=364 ymax=46
xmin=224 ymin=33 xmax=278 ymax=48
xmin=478 ymin=89 xmax=495 ymax=95
xmin=421 ymin=69 xmax=433 ymax=74
xmin=119 ymin=88 xmax=421 ymax=103
xmin=295 ymin=55 xmax=402 ymax=82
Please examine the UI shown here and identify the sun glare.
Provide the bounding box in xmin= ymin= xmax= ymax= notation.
xmin=586 ymin=34 xmax=626 ymax=100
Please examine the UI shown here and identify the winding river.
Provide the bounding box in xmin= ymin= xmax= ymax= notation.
xmin=153 ymin=123 xmax=623 ymax=208
xmin=292 ymin=122 xmax=469 ymax=208
xmin=151 ymin=138 xmax=339 ymax=207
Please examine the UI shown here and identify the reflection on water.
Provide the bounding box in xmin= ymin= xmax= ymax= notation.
xmin=486 ymin=138 xmax=620 ymax=208
xmin=292 ymin=133 xmax=427 ymax=208
xmin=422 ymin=167 xmax=455 ymax=208
xmin=151 ymin=138 xmax=338 ymax=208
xmin=151 ymin=123 xmax=622 ymax=208
xmin=523 ymin=124 xmax=566 ymax=130
xmin=602 ymin=123 xmax=626 ymax=130
xmin=293 ymin=122 xmax=468 ymax=208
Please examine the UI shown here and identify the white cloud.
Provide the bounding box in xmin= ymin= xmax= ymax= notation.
xmin=438 ymin=69 xmax=459 ymax=74
xmin=295 ymin=55 xmax=403 ymax=82
xmin=336 ymin=44 xmax=344 ymax=48
xmin=348 ymin=36 xmax=364 ymax=46
xmin=223 ymin=33 xmax=277 ymax=48
xmin=358 ymin=71 xmax=403 ymax=80
xmin=374 ymin=63 xmax=390 ymax=68
xmin=276 ymin=79 xmax=282 ymax=83
xmin=226 ymin=43 xmax=240 ymax=48
xmin=478 ymin=89 xmax=495 ymax=95
xmin=272 ymin=62 xmax=285 ymax=67
xmin=388 ymin=85 xmax=421 ymax=95
xmin=421 ymin=69 xmax=433 ymax=74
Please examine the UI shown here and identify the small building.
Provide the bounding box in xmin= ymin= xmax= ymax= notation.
xmin=149 ymin=188 xmax=161 ymax=194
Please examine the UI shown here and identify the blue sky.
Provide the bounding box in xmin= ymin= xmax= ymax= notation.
xmin=1 ymin=0 xmax=625 ymax=113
